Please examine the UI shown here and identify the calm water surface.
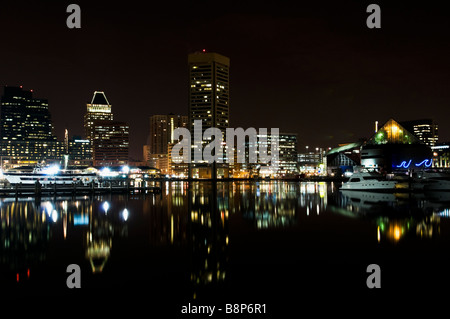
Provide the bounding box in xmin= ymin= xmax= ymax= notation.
xmin=1 ymin=181 xmax=450 ymax=312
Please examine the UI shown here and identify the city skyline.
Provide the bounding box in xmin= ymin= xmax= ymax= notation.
xmin=2 ymin=1 xmax=450 ymax=308
xmin=1 ymin=1 xmax=449 ymax=160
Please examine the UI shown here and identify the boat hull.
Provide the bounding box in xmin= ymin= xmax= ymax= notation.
xmin=340 ymin=181 xmax=398 ymax=192
xmin=3 ymin=172 xmax=97 ymax=185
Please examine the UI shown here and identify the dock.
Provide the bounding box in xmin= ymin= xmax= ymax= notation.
xmin=0 ymin=180 xmax=162 ymax=198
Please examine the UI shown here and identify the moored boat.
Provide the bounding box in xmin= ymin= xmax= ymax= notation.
xmin=2 ymin=164 xmax=97 ymax=185
xmin=340 ymin=171 xmax=398 ymax=191
xmin=412 ymin=171 xmax=450 ymax=191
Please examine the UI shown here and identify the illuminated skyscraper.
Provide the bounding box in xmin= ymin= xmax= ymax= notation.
xmin=148 ymin=114 xmax=188 ymax=154
xmin=188 ymin=51 xmax=230 ymax=178
xmin=400 ymin=119 xmax=438 ymax=146
xmin=84 ymin=91 xmax=113 ymax=143
xmin=92 ymin=120 xmax=129 ymax=166
xmin=188 ymin=51 xmax=230 ymax=133
xmin=145 ymin=113 xmax=188 ymax=174
xmin=0 ymin=86 xmax=63 ymax=166
xmin=1 ymin=86 xmax=56 ymax=142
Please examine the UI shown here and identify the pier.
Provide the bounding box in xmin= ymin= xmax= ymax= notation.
xmin=0 ymin=180 xmax=162 ymax=198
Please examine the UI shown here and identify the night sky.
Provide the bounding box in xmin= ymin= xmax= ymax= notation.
xmin=1 ymin=0 xmax=449 ymax=159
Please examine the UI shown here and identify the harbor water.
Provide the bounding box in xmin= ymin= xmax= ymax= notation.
xmin=1 ymin=181 xmax=450 ymax=312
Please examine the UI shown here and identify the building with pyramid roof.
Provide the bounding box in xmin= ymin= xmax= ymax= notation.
xmin=361 ymin=118 xmax=432 ymax=172
xmin=326 ymin=118 xmax=433 ymax=175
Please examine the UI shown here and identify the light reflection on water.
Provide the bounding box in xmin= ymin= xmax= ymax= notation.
xmin=1 ymin=181 xmax=450 ymax=299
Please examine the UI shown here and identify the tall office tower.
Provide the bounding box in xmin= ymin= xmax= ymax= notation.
xmin=84 ymin=91 xmax=113 ymax=143
xmin=1 ymin=86 xmax=56 ymax=142
xmin=278 ymin=133 xmax=299 ymax=176
xmin=148 ymin=114 xmax=188 ymax=154
xmin=92 ymin=120 xmax=129 ymax=167
xmin=168 ymin=113 xmax=189 ymax=145
xmin=145 ymin=114 xmax=187 ymax=174
xmin=188 ymin=51 xmax=230 ymax=132
xmin=188 ymin=51 xmax=230 ymax=178
xmin=0 ymin=86 xmax=63 ymax=166
xmin=400 ymin=119 xmax=438 ymax=146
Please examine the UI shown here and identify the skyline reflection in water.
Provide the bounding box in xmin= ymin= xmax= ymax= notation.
xmin=1 ymin=181 xmax=450 ymax=305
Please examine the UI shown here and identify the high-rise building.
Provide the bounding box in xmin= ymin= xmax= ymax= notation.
xmin=92 ymin=120 xmax=129 ymax=167
xmin=400 ymin=119 xmax=438 ymax=146
xmin=144 ymin=113 xmax=188 ymax=174
xmin=168 ymin=141 xmax=189 ymax=177
xmin=251 ymin=132 xmax=298 ymax=177
xmin=148 ymin=114 xmax=188 ymax=154
xmin=84 ymin=91 xmax=113 ymax=143
xmin=68 ymin=136 xmax=92 ymax=166
xmin=188 ymin=51 xmax=230 ymax=133
xmin=227 ymin=131 xmax=298 ymax=178
xmin=143 ymin=144 xmax=151 ymax=163
xmin=278 ymin=133 xmax=299 ymax=176
xmin=188 ymin=51 xmax=230 ymax=178
xmin=1 ymin=86 xmax=56 ymax=142
xmin=0 ymin=86 xmax=63 ymax=166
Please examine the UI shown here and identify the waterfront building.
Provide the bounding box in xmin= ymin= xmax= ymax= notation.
xmin=92 ymin=120 xmax=129 ymax=167
xmin=147 ymin=153 xmax=169 ymax=175
xmin=326 ymin=142 xmax=362 ymax=176
xmin=168 ymin=142 xmax=189 ymax=177
xmin=143 ymin=144 xmax=151 ymax=163
xmin=275 ymin=133 xmax=299 ymax=177
xmin=68 ymin=137 xmax=92 ymax=166
xmin=148 ymin=114 xmax=188 ymax=154
xmin=432 ymin=143 xmax=450 ymax=168
xmin=1 ymin=86 xmax=56 ymax=142
xmin=361 ymin=118 xmax=432 ymax=172
xmin=144 ymin=114 xmax=188 ymax=175
xmin=188 ymin=51 xmax=230 ymax=178
xmin=326 ymin=118 xmax=434 ymax=175
xmin=299 ymin=146 xmax=328 ymax=175
xmin=0 ymin=86 xmax=64 ymax=167
xmin=400 ymin=119 xmax=438 ymax=147
xmin=228 ymin=131 xmax=298 ymax=178
xmin=84 ymin=91 xmax=113 ymax=144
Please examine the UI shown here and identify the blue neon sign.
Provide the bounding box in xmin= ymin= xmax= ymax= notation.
xmin=396 ymin=160 xmax=412 ymax=169
xmin=395 ymin=158 xmax=432 ymax=169
xmin=414 ymin=159 xmax=432 ymax=168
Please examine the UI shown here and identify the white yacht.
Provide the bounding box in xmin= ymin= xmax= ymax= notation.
xmin=340 ymin=172 xmax=398 ymax=191
xmin=2 ymin=165 xmax=97 ymax=185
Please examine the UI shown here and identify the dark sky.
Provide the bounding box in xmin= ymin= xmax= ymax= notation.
xmin=1 ymin=0 xmax=449 ymax=159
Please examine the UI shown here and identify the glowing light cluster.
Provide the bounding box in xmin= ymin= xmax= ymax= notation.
xmin=99 ymin=167 xmax=119 ymax=177
xmin=42 ymin=164 xmax=60 ymax=175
